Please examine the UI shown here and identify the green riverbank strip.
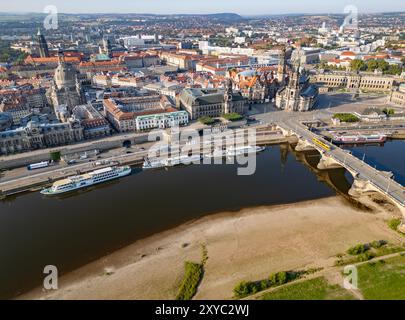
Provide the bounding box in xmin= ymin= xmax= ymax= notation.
xmin=176 ymin=244 xmax=208 ymax=300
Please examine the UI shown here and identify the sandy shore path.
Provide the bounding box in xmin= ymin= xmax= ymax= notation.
xmin=19 ymin=196 xmax=402 ymax=300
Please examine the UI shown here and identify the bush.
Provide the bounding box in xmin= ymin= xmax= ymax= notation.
xmin=269 ymin=271 xmax=288 ymax=286
xmin=347 ymin=244 xmax=367 ymax=255
xmin=50 ymin=151 xmax=61 ymax=162
xmin=233 ymin=281 xmax=256 ymax=298
xmin=370 ymin=240 xmax=383 ymax=249
xmin=176 ymin=262 xmax=204 ymax=300
xmin=198 ymin=116 xmax=215 ymax=125
xmin=333 ymin=113 xmax=359 ymax=123
xmin=222 ymin=113 xmax=244 ymax=122
xmin=233 ymin=269 xmax=314 ymax=298
xmin=388 ymin=218 xmax=401 ymax=231
xmin=358 ymin=251 xmax=375 ymax=262
xmin=383 ymin=108 xmax=395 ymax=116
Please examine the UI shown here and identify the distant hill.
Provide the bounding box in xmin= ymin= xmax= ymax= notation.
xmin=184 ymin=13 xmax=243 ymax=20
xmin=0 ymin=12 xmax=244 ymax=21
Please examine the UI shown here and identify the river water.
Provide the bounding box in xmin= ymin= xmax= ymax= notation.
xmin=0 ymin=140 xmax=404 ymax=298
xmin=342 ymin=140 xmax=405 ymax=186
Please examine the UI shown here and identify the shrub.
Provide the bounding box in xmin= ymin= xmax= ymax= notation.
xmin=333 ymin=113 xmax=359 ymax=123
xmin=176 ymin=262 xmax=204 ymax=300
xmin=269 ymin=271 xmax=288 ymax=286
xmin=233 ymin=281 xmax=255 ymax=298
xmin=370 ymin=240 xmax=383 ymax=249
xmin=198 ymin=116 xmax=215 ymax=125
xmin=347 ymin=244 xmax=367 ymax=255
xmin=222 ymin=113 xmax=244 ymax=122
xmin=358 ymin=251 xmax=375 ymax=262
xmin=388 ymin=218 xmax=401 ymax=231
xmin=233 ymin=269 xmax=312 ymax=298
xmin=50 ymin=150 xmax=61 ymax=162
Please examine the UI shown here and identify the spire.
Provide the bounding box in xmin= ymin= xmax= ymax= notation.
xmin=277 ymin=46 xmax=287 ymax=85
xmin=37 ymin=28 xmax=50 ymax=58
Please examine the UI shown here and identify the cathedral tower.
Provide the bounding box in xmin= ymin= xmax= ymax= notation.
xmin=37 ymin=28 xmax=50 ymax=58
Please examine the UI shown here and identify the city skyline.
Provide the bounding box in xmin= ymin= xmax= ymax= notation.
xmin=0 ymin=1 xmax=405 ymax=303
xmin=0 ymin=0 xmax=404 ymax=15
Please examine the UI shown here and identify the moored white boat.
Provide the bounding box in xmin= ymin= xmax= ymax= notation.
xmin=143 ymin=154 xmax=202 ymax=169
xmin=40 ymin=166 xmax=132 ymax=195
xmin=227 ymin=145 xmax=265 ymax=157
xmin=204 ymin=148 xmax=228 ymax=159
xmin=332 ymin=133 xmax=387 ymax=144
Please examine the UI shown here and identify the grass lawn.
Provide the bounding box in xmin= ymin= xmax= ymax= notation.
xmin=357 ymin=255 xmax=405 ymax=300
xmin=260 ymin=277 xmax=356 ymax=300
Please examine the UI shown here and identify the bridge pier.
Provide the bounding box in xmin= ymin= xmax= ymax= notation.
xmin=317 ymin=153 xmax=343 ymax=170
xmin=295 ymin=139 xmax=317 ymax=152
xmin=277 ymin=126 xmax=296 ymax=138
xmin=349 ymin=177 xmax=405 ymax=229
xmin=348 ymin=178 xmax=378 ymax=198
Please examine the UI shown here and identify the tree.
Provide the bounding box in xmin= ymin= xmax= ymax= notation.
xmin=350 ymin=59 xmax=366 ymax=71
xmin=383 ymin=108 xmax=395 ymax=116
xmin=50 ymin=151 xmax=61 ymax=162
xmin=377 ymin=59 xmax=389 ymax=72
xmin=367 ymin=59 xmax=379 ymax=72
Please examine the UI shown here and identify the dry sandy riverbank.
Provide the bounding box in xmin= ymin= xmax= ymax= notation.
xmin=19 ymin=196 xmax=403 ymax=300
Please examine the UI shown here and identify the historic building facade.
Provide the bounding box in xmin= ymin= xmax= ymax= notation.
xmin=179 ymin=81 xmax=246 ymax=120
xmin=230 ymin=68 xmax=278 ymax=104
xmin=389 ymin=84 xmax=405 ymax=107
xmin=71 ymin=104 xmax=112 ymax=139
xmin=135 ymin=110 xmax=189 ymax=131
xmin=103 ymin=94 xmax=180 ymax=132
xmin=0 ymin=120 xmax=83 ymax=155
xmin=275 ymin=50 xmax=319 ymax=112
xmin=312 ymin=72 xmax=396 ymax=92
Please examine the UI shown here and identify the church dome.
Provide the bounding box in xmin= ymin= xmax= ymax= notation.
xmin=54 ymin=57 xmax=77 ymax=90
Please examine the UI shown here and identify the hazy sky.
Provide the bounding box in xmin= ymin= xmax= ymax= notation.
xmin=1 ymin=0 xmax=403 ymax=15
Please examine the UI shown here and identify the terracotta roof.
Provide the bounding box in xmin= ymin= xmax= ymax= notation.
xmin=24 ymin=55 xmax=81 ymax=65
xmin=103 ymin=97 xmax=176 ymax=121
xmin=340 ymin=51 xmax=356 ymax=56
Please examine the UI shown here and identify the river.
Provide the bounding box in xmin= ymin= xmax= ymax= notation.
xmin=1 ymin=140 xmax=404 ymax=298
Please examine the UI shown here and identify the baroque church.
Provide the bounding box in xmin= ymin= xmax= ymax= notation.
xmin=275 ymin=47 xmax=319 ymax=112
xmin=47 ymin=52 xmax=84 ymax=121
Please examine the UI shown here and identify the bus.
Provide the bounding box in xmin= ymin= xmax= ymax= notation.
xmin=27 ymin=161 xmax=49 ymax=170
xmin=312 ymin=138 xmax=331 ymax=151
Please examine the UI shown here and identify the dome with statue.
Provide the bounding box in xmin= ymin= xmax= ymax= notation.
xmin=54 ymin=54 xmax=77 ymax=90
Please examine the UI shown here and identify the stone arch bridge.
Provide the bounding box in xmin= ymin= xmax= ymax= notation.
xmin=277 ymin=122 xmax=405 ymax=231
